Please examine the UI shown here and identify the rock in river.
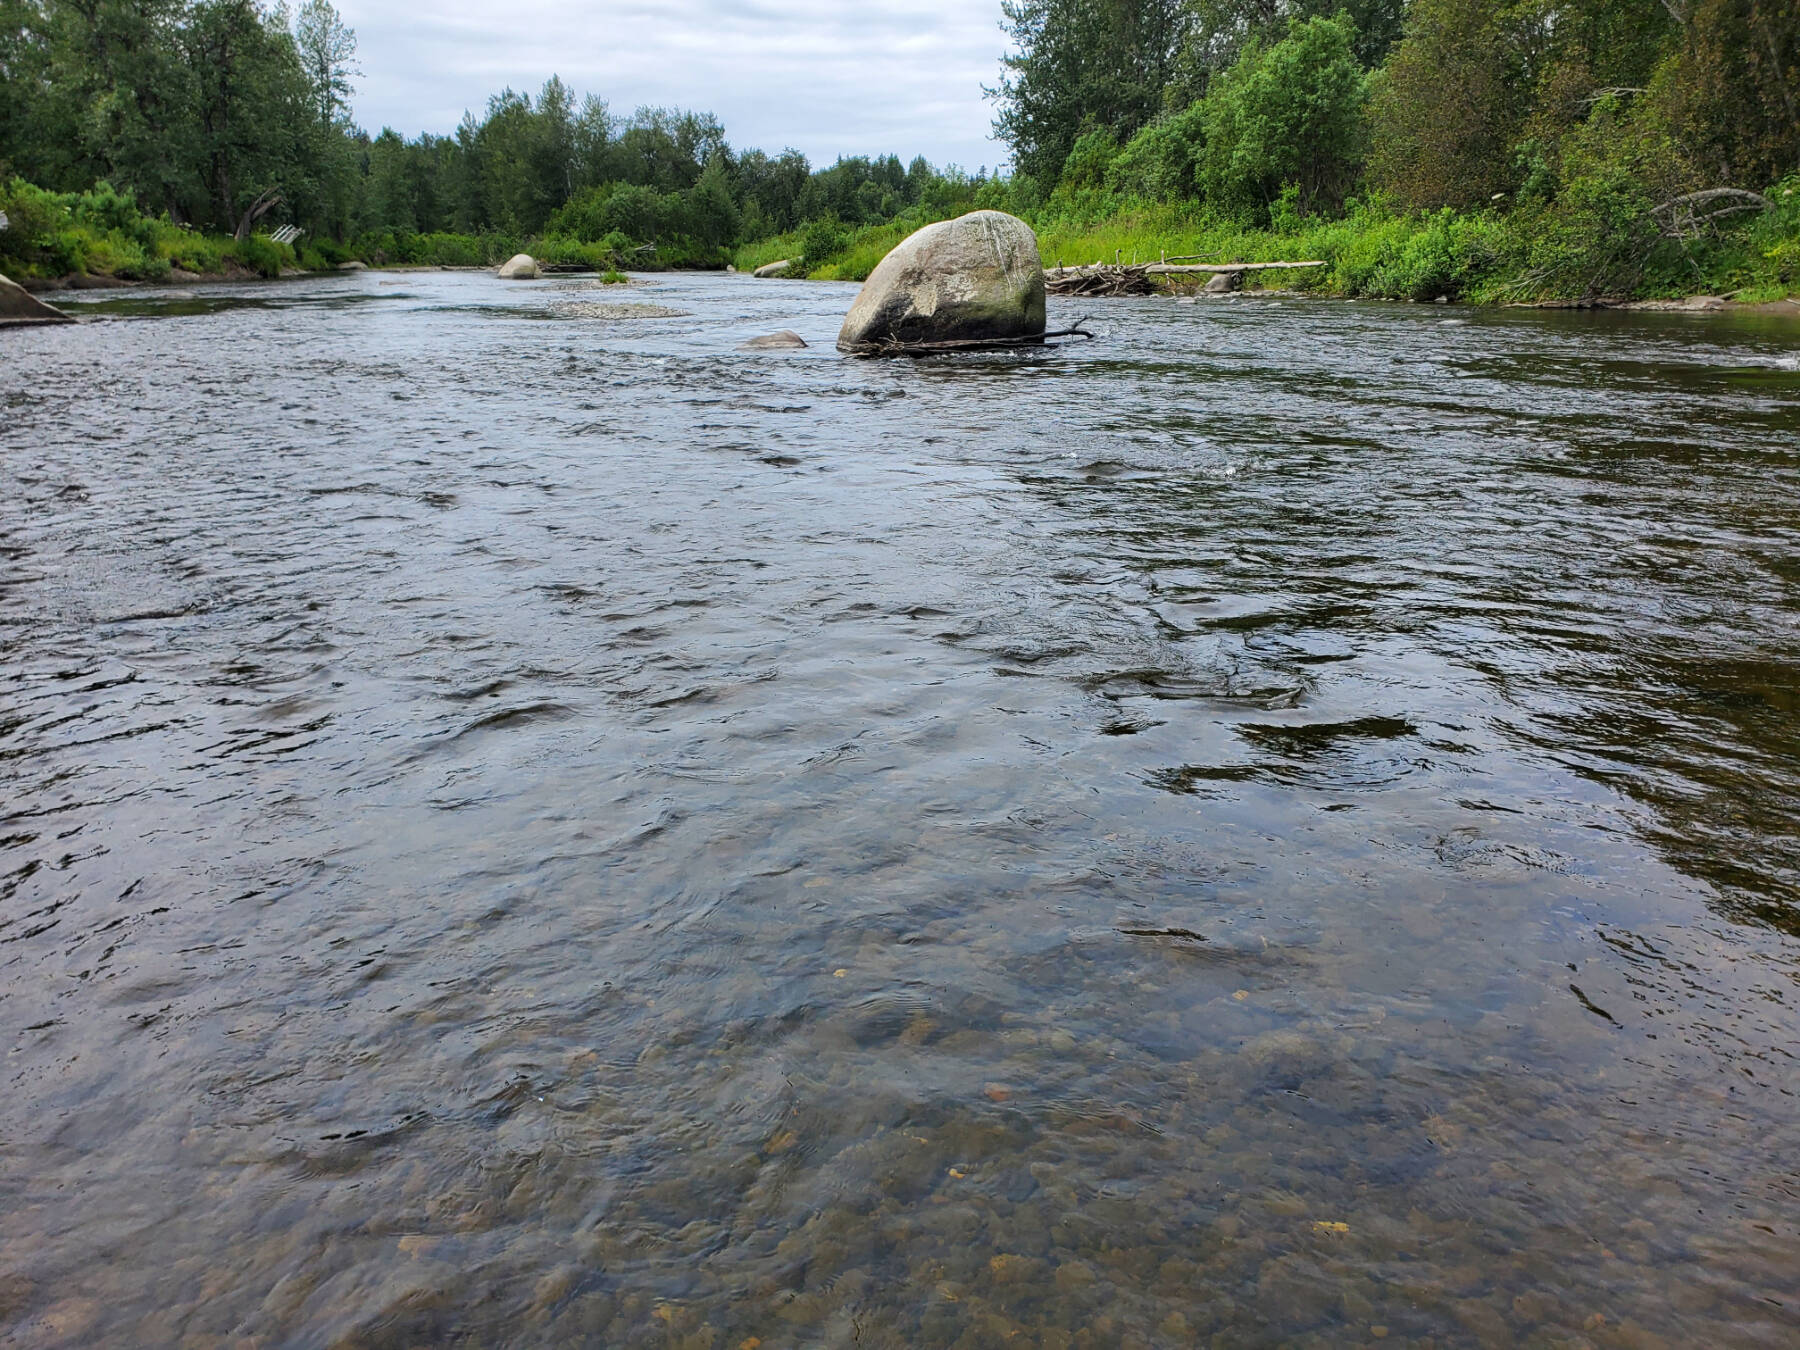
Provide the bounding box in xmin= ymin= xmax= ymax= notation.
xmin=753 ymin=259 xmax=794 ymax=279
xmin=836 ymin=210 xmax=1045 ymax=354
xmin=740 ymin=330 xmax=807 ymax=350
xmin=0 ymin=272 xmax=74 ymax=326
xmin=498 ymin=254 xmax=540 ymax=280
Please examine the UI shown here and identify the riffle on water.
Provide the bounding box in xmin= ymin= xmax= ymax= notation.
xmin=2 ymin=271 xmax=1798 ymax=1347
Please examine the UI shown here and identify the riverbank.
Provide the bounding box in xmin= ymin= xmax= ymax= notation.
xmin=733 ymin=194 xmax=1800 ymax=308
xmin=9 ymin=173 xmax=1794 ymax=311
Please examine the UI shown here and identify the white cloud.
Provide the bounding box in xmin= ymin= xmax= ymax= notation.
xmin=334 ymin=0 xmax=1015 ymax=173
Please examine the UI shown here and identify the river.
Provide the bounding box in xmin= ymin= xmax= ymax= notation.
xmin=3 ymin=270 xmax=1798 ymax=1348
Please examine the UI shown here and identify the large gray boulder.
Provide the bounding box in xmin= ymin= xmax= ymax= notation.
xmin=753 ymin=259 xmax=794 ymax=279
xmin=498 ymin=253 xmax=539 ymax=280
xmin=837 ymin=210 xmax=1045 ymax=353
xmin=0 ymin=272 xmax=74 ymax=326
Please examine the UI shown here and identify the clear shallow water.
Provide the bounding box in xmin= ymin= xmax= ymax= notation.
xmin=3 ymin=271 xmax=1799 ymax=1348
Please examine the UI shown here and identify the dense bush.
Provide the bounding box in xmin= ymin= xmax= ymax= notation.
xmin=1199 ymin=16 xmax=1368 ymax=222
xmin=799 ymin=214 xmax=848 ymax=269
xmin=1108 ymin=103 xmax=1209 ymax=202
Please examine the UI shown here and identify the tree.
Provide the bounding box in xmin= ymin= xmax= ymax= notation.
xmin=1174 ymin=0 xmax=1405 ymax=100
xmin=1108 ymin=99 xmax=1210 ymax=200
xmin=1200 ymin=14 xmax=1368 ymax=219
xmin=1368 ymin=0 xmax=1531 ymax=208
xmin=183 ymin=0 xmax=308 ymax=235
xmin=38 ymin=0 xmax=197 ymax=213
xmin=292 ymin=0 xmax=355 ymax=133
xmin=570 ymin=93 xmax=611 ymax=192
xmin=1648 ymin=0 xmax=1800 ymax=190
xmin=0 ymin=0 xmax=49 ymax=180
xmin=988 ymin=0 xmax=1192 ymax=184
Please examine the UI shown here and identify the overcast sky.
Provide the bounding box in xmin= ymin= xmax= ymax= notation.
xmin=334 ymin=0 xmax=1016 ymax=173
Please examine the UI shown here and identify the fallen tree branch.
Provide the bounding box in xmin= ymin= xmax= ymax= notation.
xmin=1653 ymin=188 xmax=1774 ymax=238
xmin=1579 ymin=86 xmax=1646 ymax=105
xmin=851 ymin=319 xmax=1095 ymax=357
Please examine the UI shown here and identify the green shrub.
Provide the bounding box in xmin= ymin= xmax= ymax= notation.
xmin=1200 ymin=15 xmax=1368 ymax=223
xmin=85 ymin=231 xmax=170 ymax=280
xmin=156 ymin=227 xmax=227 ymax=275
xmin=35 ymin=228 xmax=87 ymax=276
xmin=799 ymin=213 xmax=847 ymax=268
xmin=70 ymin=182 xmax=154 ymax=246
xmin=299 ymin=235 xmax=351 ymax=268
xmin=229 ymin=234 xmax=291 ymax=278
xmin=0 ymin=179 xmax=76 ymax=274
xmin=1362 ymin=208 xmax=1504 ymax=300
xmin=1109 ymin=103 xmax=1208 ymax=202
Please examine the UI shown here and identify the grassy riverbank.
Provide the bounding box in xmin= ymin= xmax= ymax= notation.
xmin=0 ymin=179 xmax=720 ymax=286
xmin=11 ymin=175 xmax=1796 ymax=310
xmin=0 ymin=181 xmax=304 ymax=282
xmin=736 ymin=189 xmax=1800 ymax=306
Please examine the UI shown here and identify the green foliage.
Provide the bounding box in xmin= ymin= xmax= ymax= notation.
xmin=1367 ymin=0 xmax=1532 ymax=209
xmin=991 ymin=0 xmax=1192 ymax=184
xmin=1109 ymin=103 xmax=1208 ymax=202
xmin=798 ymin=214 xmax=848 ymax=269
xmin=1359 ymin=207 xmax=1506 ymax=300
xmin=1647 ymin=0 xmax=1800 ymax=195
xmin=298 ymin=234 xmax=350 ymax=269
xmin=1198 ymin=16 xmax=1368 ymax=222
xmin=3 ymin=0 xmax=1790 ymax=307
xmin=228 ymin=232 xmax=290 ymax=278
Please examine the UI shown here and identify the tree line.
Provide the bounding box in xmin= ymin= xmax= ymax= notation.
xmin=0 ymin=0 xmax=998 ymax=268
xmin=991 ymin=0 xmax=1796 ymax=224
xmin=1 ymin=0 xmax=1794 ymax=299
xmin=983 ymin=0 xmax=1797 ymax=298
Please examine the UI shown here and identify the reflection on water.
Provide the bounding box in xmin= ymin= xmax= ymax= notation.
xmin=3 ymin=271 xmax=1798 ymax=1347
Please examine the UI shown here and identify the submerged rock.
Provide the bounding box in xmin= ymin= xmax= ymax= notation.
xmin=740 ymin=329 xmax=807 ymax=350
xmin=0 ymin=272 xmax=75 ymax=326
xmin=836 ymin=210 xmax=1045 ymax=354
xmin=753 ymin=259 xmax=794 ymax=279
xmin=498 ymin=254 xmax=540 ymax=280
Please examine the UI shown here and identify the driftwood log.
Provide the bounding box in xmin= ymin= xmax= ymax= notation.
xmin=1046 ymin=259 xmax=1327 ymax=297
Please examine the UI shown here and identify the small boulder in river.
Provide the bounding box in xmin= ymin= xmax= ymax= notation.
xmin=753 ymin=259 xmax=794 ymax=279
xmin=0 ymin=271 xmax=75 ymax=326
xmin=498 ymin=254 xmax=540 ymax=280
xmin=740 ymin=329 xmax=807 ymax=350
xmin=837 ymin=210 xmax=1045 ymax=354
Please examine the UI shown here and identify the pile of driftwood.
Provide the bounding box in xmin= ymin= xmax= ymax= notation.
xmin=1046 ymin=253 xmax=1327 ymax=297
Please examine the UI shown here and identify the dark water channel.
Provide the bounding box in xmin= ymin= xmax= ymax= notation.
xmin=3 ymin=271 xmax=1799 ymax=1348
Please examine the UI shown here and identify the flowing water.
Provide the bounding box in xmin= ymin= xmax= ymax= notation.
xmin=3 ymin=271 xmax=1799 ymax=1349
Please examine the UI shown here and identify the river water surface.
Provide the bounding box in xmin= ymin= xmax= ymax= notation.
xmin=3 ymin=271 xmax=1799 ymax=1348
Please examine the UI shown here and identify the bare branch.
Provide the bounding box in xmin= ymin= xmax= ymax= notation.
xmin=1652 ymin=188 xmax=1775 ymax=239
